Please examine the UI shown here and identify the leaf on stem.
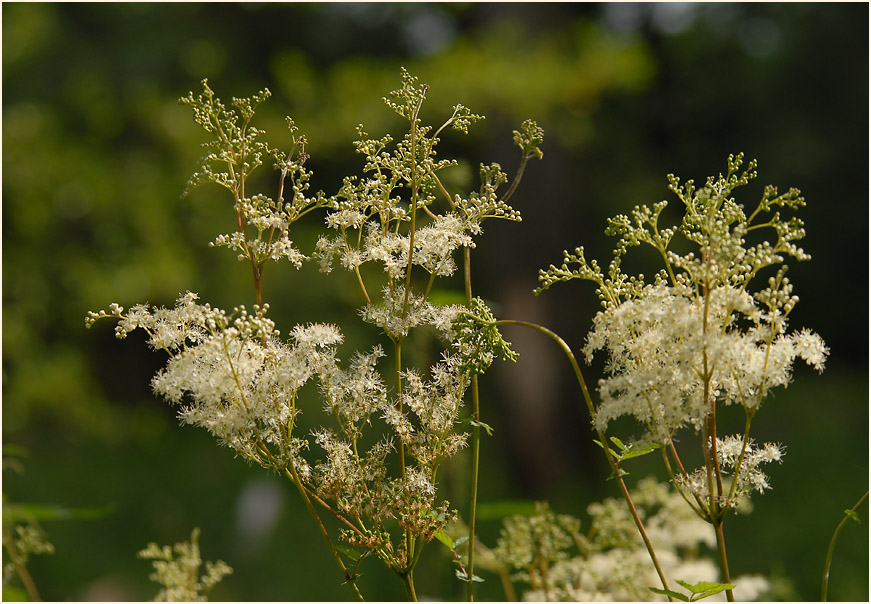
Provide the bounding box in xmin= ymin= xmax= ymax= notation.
xmin=469 ymin=419 xmax=494 ymax=436
xmin=334 ymin=543 xmax=365 ymax=562
xmin=433 ymin=528 xmax=455 ymax=550
xmin=593 ymin=436 xmax=661 ymax=462
xmin=650 ymin=580 xmax=737 ymax=602
xmin=455 ymin=568 xmax=485 ymax=583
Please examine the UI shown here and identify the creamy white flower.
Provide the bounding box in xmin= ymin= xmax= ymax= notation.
xmin=360 ymin=285 xmax=439 ymax=340
xmin=326 ymin=209 xmax=367 ymax=230
xmin=585 ymin=281 xmax=827 ymax=442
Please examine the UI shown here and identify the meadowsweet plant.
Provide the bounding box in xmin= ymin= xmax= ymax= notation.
xmin=535 ymin=154 xmax=827 ymax=600
xmin=88 ymin=70 xmax=541 ymax=601
xmin=85 ymin=70 xmax=834 ymax=602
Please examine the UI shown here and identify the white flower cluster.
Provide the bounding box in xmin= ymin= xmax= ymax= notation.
xmin=316 ymin=213 xmax=474 ymax=280
xmin=584 ymin=281 xmax=828 ymax=442
xmin=312 ymin=428 xmax=391 ymax=518
xmin=360 ymin=285 xmax=461 ymax=341
xmin=318 ymin=346 xmax=387 ymax=440
xmin=538 ymin=156 xmax=826 ymax=445
xmin=90 ymin=294 xmax=343 ymax=474
xmin=400 ymin=354 xmax=470 ymax=469
xmin=311 ymin=350 xmax=469 ymax=551
xmin=678 ymin=436 xmax=785 ymax=508
xmin=160 ymin=317 xmax=345 ymax=474
xmin=86 ymin=292 xmax=219 ymax=351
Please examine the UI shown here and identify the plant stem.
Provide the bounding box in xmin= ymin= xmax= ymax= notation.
xmin=394 ymin=338 xmax=406 ymax=478
xmin=821 ymin=490 xmax=869 ymax=601
xmin=499 ymin=151 xmax=530 ymax=204
xmin=463 ymin=245 xmax=481 ymax=602
xmin=726 ymin=411 xmax=755 ymax=505
xmin=493 ymin=319 xmax=672 ymax=598
xmin=401 ymin=570 xmax=418 ymax=601
xmin=714 ymin=520 xmax=734 ymax=601
xmin=661 ymin=447 xmax=707 ymax=521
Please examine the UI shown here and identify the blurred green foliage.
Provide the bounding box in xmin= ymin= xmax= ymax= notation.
xmin=2 ymin=3 xmax=867 ymax=601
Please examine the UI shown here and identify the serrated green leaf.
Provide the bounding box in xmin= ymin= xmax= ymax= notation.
xmin=434 ymin=528 xmax=454 ymax=550
xmin=594 ymin=437 xmax=659 ymax=462
xmin=694 ymin=585 xmax=736 ymax=600
xmin=674 ymin=580 xmax=736 ymax=600
xmin=617 ymin=442 xmax=661 ymax=461
xmin=677 ymin=579 xmax=723 ymax=593
xmin=333 ymin=543 xmax=363 ymax=562
xmin=610 ymin=436 xmax=627 ymax=450
xmin=649 ymin=587 xmax=690 ymax=601
xmin=453 ymin=536 xmax=469 ymax=548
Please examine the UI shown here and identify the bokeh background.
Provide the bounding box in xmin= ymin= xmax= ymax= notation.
xmin=3 ymin=2 xmax=868 ymax=601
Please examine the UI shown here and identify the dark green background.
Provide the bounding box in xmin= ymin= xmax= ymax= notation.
xmin=3 ymin=3 xmax=868 ymax=601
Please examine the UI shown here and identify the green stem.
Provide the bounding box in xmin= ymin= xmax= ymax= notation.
xmin=492 ymin=319 xmax=672 ymax=598
xmin=499 ymin=152 xmax=529 ymax=204
xmin=394 ymin=338 xmax=406 ymax=479
xmin=821 ymin=490 xmax=869 ymax=601
xmin=344 ymin=231 xmax=371 ymax=305
xmin=401 ymin=88 xmax=425 ymax=320
xmin=726 ymin=411 xmax=755 ymax=504
xmin=401 ymin=570 xmax=418 ymax=601
xmin=464 ymin=245 xmax=481 ymax=602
